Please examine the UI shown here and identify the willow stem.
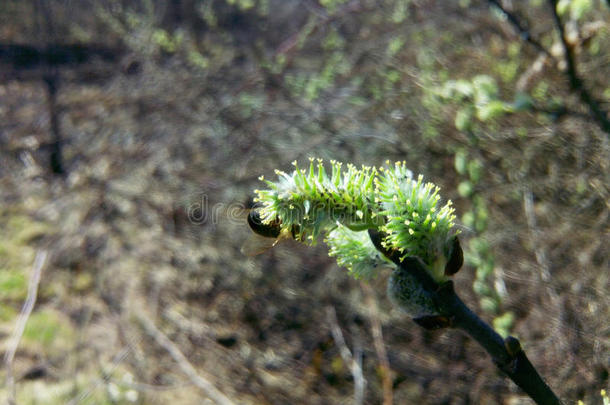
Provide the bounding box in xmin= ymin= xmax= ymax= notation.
xmin=436 ymin=281 xmax=563 ymax=405
xmin=368 ymin=230 xmax=563 ymax=405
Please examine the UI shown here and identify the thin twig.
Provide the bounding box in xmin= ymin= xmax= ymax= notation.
xmin=361 ymin=282 xmax=393 ymax=405
xmin=487 ymin=0 xmax=552 ymax=58
xmin=4 ymin=250 xmax=48 ymax=405
xmin=547 ymin=0 xmax=610 ymax=134
xmin=274 ymin=0 xmax=365 ymax=62
xmin=137 ymin=314 xmax=235 ymax=405
xmin=522 ymin=188 xmax=568 ymax=352
xmin=522 ymin=188 xmax=552 ymax=283
xmin=326 ymin=306 xmax=365 ymax=405
xmin=67 ymin=343 xmax=133 ymax=405
xmin=486 ymin=0 xmax=610 ymax=133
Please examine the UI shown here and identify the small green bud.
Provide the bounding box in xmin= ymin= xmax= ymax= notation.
xmin=480 ymin=296 xmax=499 ymax=313
xmin=494 ymin=312 xmax=515 ymax=338
xmin=458 ymin=181 xmax=474 ymax=197
xmin=454 ymin=149 xmax=468 ymax=175
xmin=455 ymin=108 xmax=473 ymax=131
xmin=473 ymin=280 xmax=491 ymax=295
xmin=462 ymin=211 xmax=475 ymax=228
xmin=467 ymin=159 xmax=483 ymax=183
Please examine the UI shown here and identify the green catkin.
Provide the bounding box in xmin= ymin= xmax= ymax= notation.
xmin=253 ymin=158 xmax=458 ymax=283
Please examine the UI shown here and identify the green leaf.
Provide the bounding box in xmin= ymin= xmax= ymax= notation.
xmin=467 ymin=159 xmax=483 ymax=183
xmin=476 ymin=100 xmax=508 ymax=122
xmin=475 ymin=205 xmax=489 ymax=231
xmin=480 ymin=297 xmax=499 ymax=313
xmin=476 ymin=261 xmax=494 ymax=279
xmin=458 ymin=181 xmax=474 ymax=197
xmin=473 ymin=75 xmax=498 ymax=102
xmin=556 ymin=0 xmax=570 ymax=17
xmin=462 ymin=211 xmax=475 ymax=228
xmin=473 ymin=280 xmax=491 ymax=295
xmin=387 ymin=37 xmax=405 ymax=57
xmin=570 ymin=0 xmax=592 ymax=20
xmin=493 ymin=312 xmax=515 ymax=337
xmin=454 ymin=149 xmax=468 ymax=175
xmin=455 ymin=108 xmax=473 ymax=131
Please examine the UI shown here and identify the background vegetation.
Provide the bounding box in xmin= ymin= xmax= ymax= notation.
xmin=0 ymin=0 xmax=608 ymax=403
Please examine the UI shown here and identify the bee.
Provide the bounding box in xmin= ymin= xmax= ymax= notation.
xmin=246 ymin=209 xmax=282 ymax=239
xmin=241 ymin=208 xmax=300 ymax=256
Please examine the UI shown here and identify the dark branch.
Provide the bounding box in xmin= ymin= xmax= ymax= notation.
xmin=43 ymin=74 xmax=65 ymax=176
xmin=369 ymin=230 xmax=563 ymax=404
xmin=0 ymin=44 xmax=120 ymax=69
xmin=546 ymin=0 xmax=610 ymax=134
xmin=487 ymin=0 xmax=552 ymax=58
xmin=485 ymin=0 xmax=610 ymax=134
xmin=435 ymin=281 xmax=563 ymax=405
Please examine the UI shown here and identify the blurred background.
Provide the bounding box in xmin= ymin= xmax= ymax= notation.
xmin=0 ymin=0 xmax=608 ymax=404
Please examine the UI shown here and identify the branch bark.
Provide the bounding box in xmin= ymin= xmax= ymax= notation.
xmin=368 ymin=230 xmax=563 ymax=405
xmin=547 ymin=0 xmax=610 ymax=134
xmin=435 ymin=281 xmax=563 ymax=405
xmin=487 ymin=0 xmax=552 ymax=58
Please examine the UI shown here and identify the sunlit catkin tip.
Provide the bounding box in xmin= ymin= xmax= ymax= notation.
xmin=250 ymin=158 xmax=458 ymax=280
